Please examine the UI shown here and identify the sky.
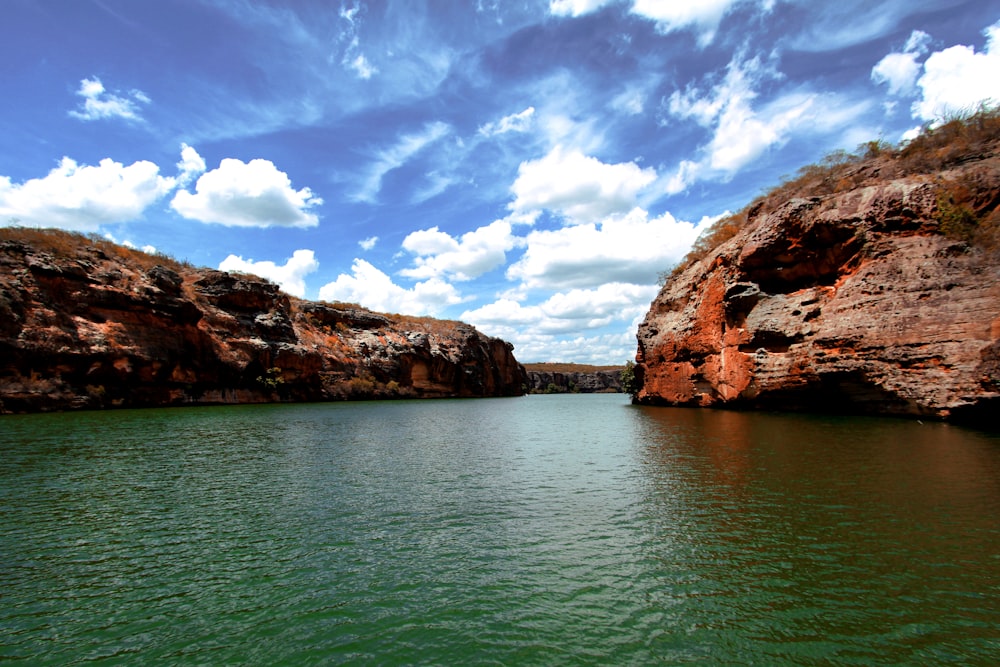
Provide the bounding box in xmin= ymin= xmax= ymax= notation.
xmin=2 ymin=0 xmax=1000 ymax=364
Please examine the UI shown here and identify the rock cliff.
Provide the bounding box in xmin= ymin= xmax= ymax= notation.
xmin=524 ymin=364 xmax=623 ymax=393
xmin=0 ymin=229 xmax=527 ymax=413
xmin=635 ymin=117 xmax=1000 ymax=423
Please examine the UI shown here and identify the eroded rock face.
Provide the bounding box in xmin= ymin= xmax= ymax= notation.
xmin=526 ymin=370 xmax=622 ymax=393
xmin=635 ymin=174 xmax=1000 ymax=423
xmin=0 ymin=233 xmax=527 ymax=413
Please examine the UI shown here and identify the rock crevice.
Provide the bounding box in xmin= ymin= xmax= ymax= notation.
xmin=635 ymin=158 xmax=1000 ymax=423
xmin=0 ymin=231 xmax=527 ymax=413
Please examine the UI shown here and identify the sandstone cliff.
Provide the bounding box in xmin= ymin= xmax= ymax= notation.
xmin=635 ymin=115 xmax=1000 ymax=423
xmin=0 ymin=229 xmax=527 ymax=413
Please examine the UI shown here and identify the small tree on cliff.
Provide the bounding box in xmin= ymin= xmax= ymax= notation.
xmin=620 ymin=361 xmax=639 ymax=400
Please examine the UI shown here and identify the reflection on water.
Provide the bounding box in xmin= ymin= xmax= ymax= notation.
xmin=2 ymin=396 xmax=999 ymax=665
xmin=633 ymin=406 xmax=1000 ymax=663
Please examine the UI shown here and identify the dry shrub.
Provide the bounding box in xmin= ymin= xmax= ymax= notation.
xmin=522 ymin=362 xmax=623 ymax=373
xmin=898 ymin=106 xmax=1000 ymax=174
xmin=669 ymin=209 xmax=747 ymax=279
xmin=0 ymin=227 xmax=190 ymax=273
xmin=660 ymin=106 xmax=1000 ymax=286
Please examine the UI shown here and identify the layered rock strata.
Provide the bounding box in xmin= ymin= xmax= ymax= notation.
xmin=526 ymin=369 xmax=623 ymax=393
xmin=0 ymin=231 xmax=527 ymax=413
xmin=635 ymin=163 xmax=1000 ymax=423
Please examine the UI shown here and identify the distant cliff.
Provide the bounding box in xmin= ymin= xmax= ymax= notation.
xmin=634 ymin=112 xmax=1000 ymax=423
xmin=0 ymin=229 xmax=527 ymax=413
xmin=523 ymin=363 xmax=623 ymax=393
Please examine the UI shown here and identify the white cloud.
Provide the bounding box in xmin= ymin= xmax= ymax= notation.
xmin=665 ymin=159 xmax=702 ymax=196
xmin=872 ymin=22 xmax=1000 ymax=123
xmin=359 ymin=236 xmax=379 ymax=250
xmin=400 ymin=219 xmax=520 ymax=281
xmin=352 ymin=121 xmax=451 ymax=203
xmin=218 ymin=249 xmax=318 ymax=298
xmin=548 ymin=0 xmax=616 ymax=17
xmin=707 ymin=90 xmax=813 ymax=173
xmin=872 ymin=52 xmax=922 ymax=97
xmin=104 ymin=232 xmax=156 ymax=255
xmin=509 ymin=146 xmax=656 ymax=223
xmin=905 ymin=29 xmax=932 ymax=54
xmin=478 ymin=107 xmax=535 ymax=136
xmin=0 ymin=157 xmax=175 ymax=231
xmin=507 ymin=207 xmax=719 ymax=290
xmin=630 ymin=0 xmax=741 ymax=45
xmin=610 ymin=86 xmax=647 ymax=115
xmin=176 ymin=143 xmax=207 ymax=186
xmin=69 ymin=76 xmax=149 ymax=122
xmin=318 ymin=258 xmax=467 ymax=316
xmin=348 ymin=54 xmax=378 ymax=79
xmin=461 ymin=291 xmax=650 ymax=364
xmin=461 ymin=284 xmax=654 ymax=336
xmin=912 ymin=20 xmax=1000 ymax=121
xmin=171 ymin=157 xmax=322 ymax=227
xmin=338 ymin=2 xmax=379 ymax=80
xmin=871 ymin=30 xmax=930 ymax=96
xmin=665 ymin=56 xmax=818 ymax=191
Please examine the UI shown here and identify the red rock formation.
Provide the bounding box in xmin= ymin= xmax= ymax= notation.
xmin=635 ymin=148 xmax=1000 ymax=423
xmin=0 ymin=230 xmax=527 ymax=413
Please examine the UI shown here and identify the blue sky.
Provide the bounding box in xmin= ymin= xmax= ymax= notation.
xmin=3 ymin=0 xmax=1000 ymax=364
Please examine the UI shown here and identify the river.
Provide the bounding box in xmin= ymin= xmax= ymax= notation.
xmin=2 ymin=394 xmax=998 ymax=664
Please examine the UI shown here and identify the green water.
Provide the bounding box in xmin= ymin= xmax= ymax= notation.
xmin=2 ymin=395 xmax=999 ymax=665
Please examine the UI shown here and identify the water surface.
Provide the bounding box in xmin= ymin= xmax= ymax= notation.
xmin=2 ymin=395 xmax=998 ymax=664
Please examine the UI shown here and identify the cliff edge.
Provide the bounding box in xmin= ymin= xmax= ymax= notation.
xmin=0 ymin=229 xmax=527 ymax=413
xmin=523 ymin=363 xmax=623 ymax=393
xmin=635 ymin=114 xmax=1000 ymax=423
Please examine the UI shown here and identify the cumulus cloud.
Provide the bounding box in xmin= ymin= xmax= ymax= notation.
xmin=478 ymin=107 xmax=536 ymax=136
xmin=871 ymin=30 xmax=930 ymax=96
xmin=506 ymin=207 xmax=718 ymax=290
xmin=171 ymin=155 xmax=322 ymax=227
xmin=871 ymin=51 xmax=924 ymax=96
xmin=0 ymin=157 xmax=175 ymax=231
xmin=400 ymin=219 xmax=520 ymax=281
xmin=873 ymin=22 xmax=1000 ymax=123
xmin=912 ymin=21 xmax=1000 ymax=121
xmin=218 ymin=249 xmax=319 ymax=298
xmin=69 ymin=77 xmax=150 ymax=122
xmin=318 ymin=258 xmax=467 ymax=316
xmin=463 ymin=282 xmax=656 ymax=335
xmin=176 ymin=143 xmax=207 ymax=186
xmin=461 ymin=290 xmax=651 ymax=364
xmin=359 ymin=236 xmax=379 ymax=250
xmin=509 ymin=146 xmax=656 ymax=223
xmin=353 ymin=121 xmax=451 ymax=203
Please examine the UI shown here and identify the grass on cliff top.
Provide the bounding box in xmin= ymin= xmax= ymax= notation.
xmin=668 ymin=105 xmax=1000 ymax=280
xmin=522 ymin=362 xmax=624 ymax=372
xmin=0 ymin=227 xmax=193 ymax=273
xmin=0 ymin=227 xmax=470 ymax=331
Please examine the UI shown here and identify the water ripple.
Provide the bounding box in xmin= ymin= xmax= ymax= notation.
xmin=2 ymin=397 xmax=999 ymax=664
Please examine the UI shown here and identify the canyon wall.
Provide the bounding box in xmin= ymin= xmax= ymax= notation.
xmin=525 ymin=368 xmax=623 ymax=393
xmin=635 ymin=140 xmax=1000 ymax=423
xmin=0 ymin=230 xmax=527 ymax=413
